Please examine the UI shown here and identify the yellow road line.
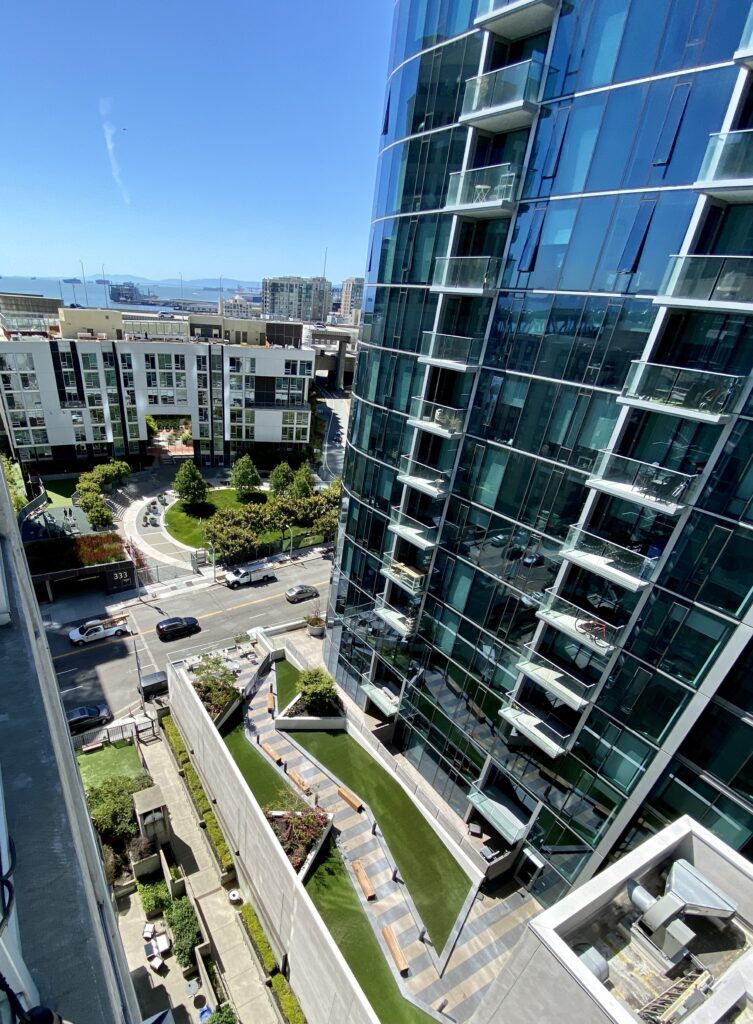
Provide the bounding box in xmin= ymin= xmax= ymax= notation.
xmin=51 ymin=577 xmax=330 ymax=661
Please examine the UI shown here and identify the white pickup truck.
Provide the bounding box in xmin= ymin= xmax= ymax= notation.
xmin=224 ymin=561 xmax=277 ymax=589
xmin=69 ymin=616 xmax=131 ymax=646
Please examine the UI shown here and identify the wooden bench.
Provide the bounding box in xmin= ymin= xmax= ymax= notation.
xmin=289 ymin=770 xmax=311 ymax=795
xmin=382 ymin=926 xmax=409 ymax=975
xmin=266 ymin=693 xmax=275 ymax=713
xmin=261 ymin=742 xmax=282 ymax=765
xmin=81 ymin=741 xmax=105 ymax=753
xmin=338 ymin=786 xmax=363 ymax=812
xmin=353 ymin=860 xmax=376 ymax=901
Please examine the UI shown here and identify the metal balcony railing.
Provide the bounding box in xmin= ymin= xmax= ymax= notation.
xmin=620 ymin=361 xmax=745 ymax=421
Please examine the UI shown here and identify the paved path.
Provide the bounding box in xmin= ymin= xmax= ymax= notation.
xmin=119 ymin=736 xmax=278 ymax=1024
xmin=246 ymin=661 xmax=542 ymax=1022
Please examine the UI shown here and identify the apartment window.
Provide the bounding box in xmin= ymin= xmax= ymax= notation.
xmin=144 ymin=354 xmax=156 ymax=370
xmin=158 ymin=353 xmax=172 ymax=370
xmin=617 ymin=198 xmax=657 ymax=274
xmin=120 ymin=353 xmax=133 ymax=369
xmin=175 ymin=354 xmax=185 ymax=370
xmin=81 ymin=353 xmax=98 ymax=370
xmin=284 ymin=360 xmax=298 ymax=376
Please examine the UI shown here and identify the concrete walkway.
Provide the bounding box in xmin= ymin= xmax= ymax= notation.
xmin=118 ymin=736 xmax=278 ymax=1024
xmin=246 ymin=662 xmax=542 ymax=1022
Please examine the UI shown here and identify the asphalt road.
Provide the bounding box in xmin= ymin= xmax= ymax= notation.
xmin=46 ymin=555 xmax=331 ymax=720
xmin=316 ymin=385 xmax=350 ymax=483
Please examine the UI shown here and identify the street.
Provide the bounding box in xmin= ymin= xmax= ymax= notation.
xmin=46 ymin=554 xmax=331 ymax=721
xmin=316 ymin=384 xmax=350 ymax=483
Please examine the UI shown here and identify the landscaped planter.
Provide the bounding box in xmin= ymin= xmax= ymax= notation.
xmin=275 ymin=693 xmax=346 ymax=733
xmin=130 ymin=851 xmax=161 ymax=880
xmin=160 ymin=846 xmax=186 ymax=899
xmin=112 ymin=877 xmax=136 ymax=899
xmin=306 ymin=623 xmax=325 ymax=638
xmin=265 ymin=808 xmax=332 ymax=878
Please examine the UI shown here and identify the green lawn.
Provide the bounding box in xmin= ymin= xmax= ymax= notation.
xmin=76 ymin=741 xmax=144 ymax=792
xmin=295 ymin=732 xmax=471 ymax=951
xmin=223 ymin=723 xmax=307 ymax=811
xmin=306 ymin=836 xmax=435 ymax=1024
xmin=43 ymin=477 xmax=79 ymax=507
xmin=276 ymin=659 xmax=301 ymax=712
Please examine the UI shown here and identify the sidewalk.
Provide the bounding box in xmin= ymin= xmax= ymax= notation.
xmin=118 ymin=736 xmax=278 ymax=1024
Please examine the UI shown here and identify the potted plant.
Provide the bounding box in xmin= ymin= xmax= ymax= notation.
xmin=304 ymin=600 xmax=326 ymax=637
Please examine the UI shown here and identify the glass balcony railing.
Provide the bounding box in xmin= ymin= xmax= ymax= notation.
xmin=380 ymin=555 xmax=428 ymax=595
xmin=461 ymin=60 xmax=543 ymax=130
xmin=468 ymin=784 xmax=529 ymax=844
xmin=359 ymin=675 xmax=400 ymax=717
xmin=587 ymin=451 xmax=701 ymax=515
xmin=561 ymin=526 xmax=657 ymax=591
xmin=659 ymin=255 xmax=753 ymax=307
xmin=696 ymin=130 xmax=753 ymax=196
xmin=388 ymin=506 xmax=438 ymax=550
xmin=419 ymin=332 xmax=483 ymax=369
xmin=432 ymin=256 xmax=502 ymax=293
xmin=619 ymin=361 xmax=746 ymax=422
xmin=735 ymin=6 xmax=753 ymax=65
xmin=516 ymin=646 xmax=596 ymax=710
xmin=408 ymin=397 xmax=465 ymax=436
xmin=398 ymin=456 xmax=450 ymax=497
xmin=374 ymin=597 xmax=418 ymax=637
xmin=445 ymin=163 xmax=519 ymax=214
xmin=475 ymin=0 xmax=557 ymax=39
xmin=536 ymin=590 xmax=623 ymax=655
xmin=499 ymin=699 xmax=569 ymax=758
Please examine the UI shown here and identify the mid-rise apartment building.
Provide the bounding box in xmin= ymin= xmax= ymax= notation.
xmin=0 ymin=306 xmax=314 ymax=470
xmin=262 ymin=276 xmax=332 ymax=323
xmin=328 ymin=0 xmax=753 ymax=905
xmin=340 ymin=277 xmax=364 ymax=320
xmin=220 ymin=293 xmax=261 ymax=319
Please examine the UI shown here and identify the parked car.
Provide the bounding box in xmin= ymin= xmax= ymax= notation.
xmin=224 ymin=562 xmax=277 ymax=589
xmin=155 ymin=616 xmax=201 ymax=642
xmin=285 ymin=584 xmax=319 ymax=604
xmin=68 ymin=616 xmax=130 ymax=646
xmin=137 ymin=670 xmax=169 ymax=700
xmin=66 ymin=703 xmax=112 ymax=734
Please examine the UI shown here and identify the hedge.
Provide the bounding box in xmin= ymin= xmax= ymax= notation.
xmin=137 ymin=879 xmax=170 ymax=917
xmin=165 ymin=897 xmax=201 ymax=969
xmin=184 ymin=764 xmax=211 ymax=817
xmin=163 ymin=716 xmax=190 ymax=767
xmin=240 ymin=904 xmax=277 ymax=975
xmin=203 ymin=811 xmax=233 ymax=873
xmin=271 ymin=973 xmax=307 ymax=1024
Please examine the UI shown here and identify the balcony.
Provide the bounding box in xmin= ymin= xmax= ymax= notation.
xmin=618 ymin=361 xmax=746 ymax=424
xmin=419 ymin=332 xmax=483 ymax=371
xmin=499 ymin=699 xmax=569 ymax=758
xmin=561 ymin=526 xmax=657 ymax=591
xmin=444 ymin=163 xmax=519 ymax=219
xmin=735 ymin=6 xmax=753 ymax=67
xmin=431 ymin=256 xmax=503 ymax=296
xmin=516 ymin=646 xmax=596 ymax=711
xmin=388 ymin=506 xmax=438 ymax=551
xmin=397 ymin=456 xmax=449 ymax=498
xmin=474 ymin=0 xmax=558 ymax=40
xmin=360 ymin=676 xmax=400 ymax=717
xmin=407 ymin=397 xmax=465 ymax=438
xmin=695 ymin=130 xmax=753 ymax=203
xmin=586 ymin=451 xmax=701 ymax=516
xmin=460 ymin=59 xmax=543 ymax=133
xmin=656 ymin=255 xmax=753 ymax=313
xmin=374 ymin=597 xmax=418 ymax=637
xmin=536 ymin=591 xmax=622 ymax=655
xmin=380 ymin=555 xmax=428 ymax=596
xmin=468 ymin=784 xmax=530 ymax=844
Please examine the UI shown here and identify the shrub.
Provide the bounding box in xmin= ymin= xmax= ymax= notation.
xmin=184 ymin=764 xmax=211 ymax=816
xmin=128 ymin=836 xmax=155 ymax=862
xmin=163 ymin=716 xmax=190 ymax=767
xmin=86 ymin=496 xmax=114 ymax=529
xmin=137 ymin=879 xmax=170 ymax=917
xmin=102 ymin=843 xmax=117 ymax=886
xmin=295 ymin=668 xmax=342 ymax=717
xmin=191 ymin=655 xmax=238 ymax=717
xmin=240 ymin=904 xmax=277 ymax=975
xmin=271 ymin=973 xmax=307 ymax=1024
xmin=208 ymin=1007 xmax=237 ymax=1024
xmin=87 ymin=773 xmax=152 ymax=841
xmin=165 ymin=897 xmax=201 ymax=969
xmin=265 ymin=809 xmax=329 ymax=871
xmin=203 ymin=812 xmax=233 ymax=873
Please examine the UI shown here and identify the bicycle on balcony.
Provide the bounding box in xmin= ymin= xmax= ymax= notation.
xmin=575 ymin=617 xmax=610 ymax=647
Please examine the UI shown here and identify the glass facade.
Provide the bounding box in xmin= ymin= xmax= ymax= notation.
xmin=329 ymin=0 xmax=753 ymax=903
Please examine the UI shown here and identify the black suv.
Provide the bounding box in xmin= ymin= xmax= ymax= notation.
xmin=155 ymin=616 xmax=201 ymax=642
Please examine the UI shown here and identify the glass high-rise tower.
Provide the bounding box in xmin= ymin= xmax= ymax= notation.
xmin=327 ymin=0 xmax=753 ymax=905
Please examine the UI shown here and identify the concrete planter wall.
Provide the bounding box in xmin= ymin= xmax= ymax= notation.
xmin=212 ymin=695 xmax=241 ymax=734
xmin=266 ymin=810 xmax=334 ymax=881
xmin=112 ymin=878 xmax=136 ymax=899
xmin=131 ymin=852 xmax=161 ymax=880
xmin=159 ymin=846 xmax=185 ymax=899
xmin=195 ymin=940 xmax=228 ymax=1009
xmin=275 ymin=693 xmax=346 ymax=733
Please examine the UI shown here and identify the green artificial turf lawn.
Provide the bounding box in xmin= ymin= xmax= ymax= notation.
xmin=305 ymin=836 xmax=436 ymax=1024
xmin=223 ymin=723 xmax=307 ymax=811
xmin=76 ymin=741 xmax=144 ymax=792
xmin=296 ymin=731 xmax=471 ymax=951
xmin=275 ymin=659 xmax=301 ymax=713
xmin=43 ymin=477 xmax=78 ymax=507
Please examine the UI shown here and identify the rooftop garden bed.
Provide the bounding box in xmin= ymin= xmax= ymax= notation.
xmin=24 ymin=533 xmax=127 ymax=574
xmin=296 ymin=731 xmax=471 ymax=951
xmin=264 ymin=808 xmax=330 ymax=873
xmin=190 ymin=654 xmax=239 ymax=717
xmin=223 ymin=721 xmax=307 ymax=812
xmin=281 ymin=668 xmax=344 ymax=718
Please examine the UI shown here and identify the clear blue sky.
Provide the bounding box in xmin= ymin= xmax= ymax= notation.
xmin=0 ymin=1 xmax=393 ymax=283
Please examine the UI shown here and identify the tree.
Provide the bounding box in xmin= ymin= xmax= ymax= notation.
xmin=289 ymin=462 xmax=315 ymax=500
xmin=1 ymin=455 xmax=26 ymax=514
xmin=230 ymin=455 xmax=261 ymax=499
xmin=180 ymin=430 xmax=192 ymax=444
xmin=269 ymin=461 xmax=294 ymax=495
xmin=192 ymin=654 xmax=240 ymax=716
xmin=86 ymin=496 xmax=114 ymax=529
xmin=145 ymin=414 xmax=159 ymax=438
xmin=174 ymin=461 xmax=208 ymax=506
xmin=314 ymin=507 xmax=339 ymax=541
xmin=204 ymin=507 xmax=262 ymax=563
xmin=295 ymin=668 xmax=342 ymax=716
xmin=87 ymin=773 xmax=152 ymax=841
